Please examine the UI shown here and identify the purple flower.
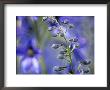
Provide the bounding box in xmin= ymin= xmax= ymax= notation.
xmin=21 ymin=56 xmax=40 ymax=74
xmin=16 ymin=16 xmax=41 ymax=74
xmin=30 ymin=16 xmax=38 ymax=21
xmin=16 ymin=16 xmax=33 ymax=39
xmin=17 ymin=39 xmax=41 ymax=74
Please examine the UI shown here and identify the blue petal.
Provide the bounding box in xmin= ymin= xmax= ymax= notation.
xmin=74 ymin=49 xmax=86 ymax=61
xmin=20 ymin=56 xmax=40 ymax=74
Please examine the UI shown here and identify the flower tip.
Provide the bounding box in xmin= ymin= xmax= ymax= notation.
xmin=57 ymin=54 xmax=65 ymax=59
xmin=68 ymin=24 xmax=75 ymax=29
xmin=81 ymin=60 xmax=91 ymax=65
xmin=63 ymin=19 xmax=69 ymax=24
xmin=51 ymin=44 xmax=59 ymax=49
xmin=42 ymin=16 xmax=48 ymax=21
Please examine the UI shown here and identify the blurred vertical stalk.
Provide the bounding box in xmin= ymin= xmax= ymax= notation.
xmin=32 ymin=16 xmax=51 ymax=74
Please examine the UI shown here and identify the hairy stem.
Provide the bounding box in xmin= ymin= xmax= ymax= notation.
xmin=56 ymin=17 xmax=74 ymax=74
xmin=63 ymin=36 xmax=74 ymax=74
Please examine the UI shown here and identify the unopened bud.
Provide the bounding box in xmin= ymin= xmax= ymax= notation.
xmin=42 ymin=17 xmax=48 ymax=21
xmin=68 ymin=24 xmax=74 ymax=29
xmin=57 ymin=54 xmax=65 ymax=59
xmin=80 ymin=60 xmax=91 ymax=65
xmin=51 ymin=44 xmax=60 ymax=49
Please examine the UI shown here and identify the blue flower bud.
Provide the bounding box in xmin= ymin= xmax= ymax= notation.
xmin=59 ymin=33 xmax=64 ymax=37
xmin=51 ymin=44 xmax=60 ymax=49
xmin=69 ymin=38 xmax=74 ymax=42
xmin=80 ymin=60 xmax=91 ymax=65
xmin=60 ymin=43 xmax=64 ymax=46
xmin=48 ymin=19 xmax=58 ymax=26
xmin=48 ymin=27 xmax=53 ymax=31
xmin=79 ymin=67 xmax=90 ymax=74
xmin=83 ymin=68 xmax=90 ymax=74
xmin=57 ymin=54 xmax=65 ymax=59
xmin=51 ymin=33 xmax=58 ymax=37
xmin=75 ymin=43 xmax=79 ymax=48
xmin=63 ymin=19 xmax=69 ymax=24
xmin=73 ymin=38 xmax=78 ymax=42
xmin=69 ymin=38 xmax=78 ymax=42
xmin=53 ymin=66 xmax=60 ymax=72
xmin=68 ymin=24 xmax=74 ymax=29
xmin=42 ymin=16 xmax=48 ymax=21
xmin=48 ymin=26 xmax=57 ymax=31
xmin=53 ymin=66 xmax=67 ymax=72
xmin=69 ymin=43 xmax=73 ymax=50
xmin=59 ymin=50 xmax=67 ymax=54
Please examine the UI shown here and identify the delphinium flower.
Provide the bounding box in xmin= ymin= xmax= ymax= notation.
xmin=42 ymin=16 xmax=91 ymax=74
xmin=17 ymin=39 xmax=42 ymax=74
xmin=16 ymin=16 xmax=41 ymax=74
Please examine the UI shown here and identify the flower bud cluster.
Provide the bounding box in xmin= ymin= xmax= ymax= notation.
xmin=42 ymin=16 xmax=91 ymax=74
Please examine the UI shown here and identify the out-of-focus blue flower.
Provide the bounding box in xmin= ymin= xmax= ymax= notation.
xmin=17 ymin=38 xmax=41 ymax=74
xmin=21 ymin=56 xmax=40 ymax=74
xmin=30 ymin=16 xmax=38 ymax=21
xmin=16 ymin=16 xmax=41 ymax=74
xmin=17 ymin=38 xmax=41 ymax=55
xmin=16 ymin=16 xmax=33 ymax=38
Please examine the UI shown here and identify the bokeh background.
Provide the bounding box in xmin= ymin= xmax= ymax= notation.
xmin=16 ymin=16 xmax=94 ymax=74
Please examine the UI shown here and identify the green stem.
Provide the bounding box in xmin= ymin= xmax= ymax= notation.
xmin=57 ymin=18 xmax=74 ymax=74
xmin=63 ymin=36 xmax=74 ymax=74
xmin=32 ymin=19 xmax=47 ymax=74
xmin=68 ymin=47 xmax=74 ymax=74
